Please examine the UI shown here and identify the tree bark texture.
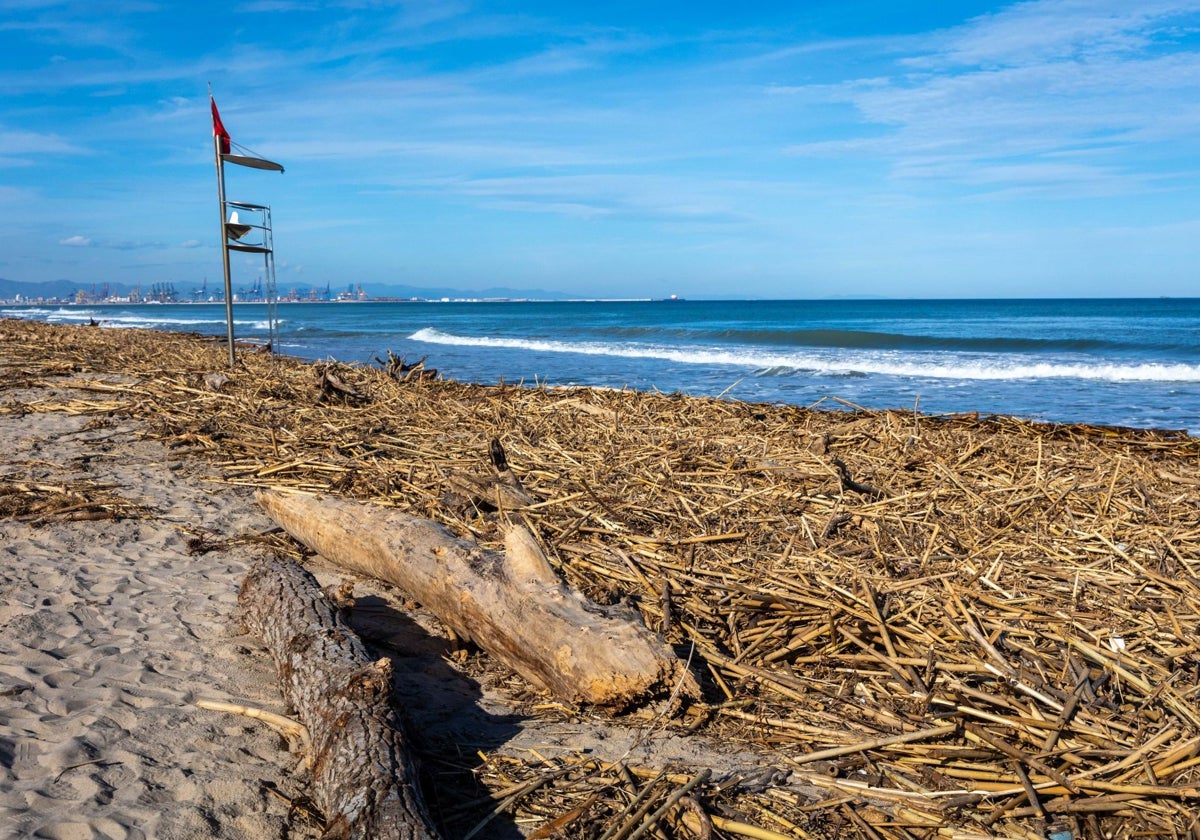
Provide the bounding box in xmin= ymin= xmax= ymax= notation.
xmin=257 ymin=490 xmax=696 ymax=710
xmin=239 ymin=555 xmax=441 ymax=840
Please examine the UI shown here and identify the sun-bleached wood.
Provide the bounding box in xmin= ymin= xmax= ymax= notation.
xmin=257 ymin=490 xmax=695 ymax=710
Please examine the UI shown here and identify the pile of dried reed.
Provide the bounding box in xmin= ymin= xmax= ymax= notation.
xmin=0 ymin=477 xmax=150 ymax=523
xmin=4 ymin=317 xmax=1199 ymax=839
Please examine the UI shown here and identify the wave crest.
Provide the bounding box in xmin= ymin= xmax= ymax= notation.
xmin=408 ymin=328 xmax=1200 ymax=383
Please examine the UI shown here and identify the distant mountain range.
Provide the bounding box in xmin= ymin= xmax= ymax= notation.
xmin=0 ymin=277 xmax=574 ymax=302
xmin=0 ymin=278 xmax=85 ymax=300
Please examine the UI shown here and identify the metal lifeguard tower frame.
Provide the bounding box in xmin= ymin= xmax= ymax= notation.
xmin=211 ymin=89 xmax=284 ymax=367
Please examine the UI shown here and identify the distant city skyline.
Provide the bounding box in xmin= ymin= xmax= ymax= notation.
xmin=2 ymin=1 xmax=1199 ymax=300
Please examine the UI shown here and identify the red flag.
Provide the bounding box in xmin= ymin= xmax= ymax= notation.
xmin=210 ymin=95 xmax=231 ymax=155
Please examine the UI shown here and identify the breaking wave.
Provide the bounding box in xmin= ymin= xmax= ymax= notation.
xmin=408 ymin=328 xmax=1200 ymax=383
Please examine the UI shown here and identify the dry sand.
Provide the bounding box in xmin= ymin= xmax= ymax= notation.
xmin=0 ymin=377 xmax=291 ymax=838
xmin=0 ymin=369 xmax=777 ymax=839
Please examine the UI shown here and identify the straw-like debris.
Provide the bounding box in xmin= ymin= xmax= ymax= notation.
xmin=4 ymin=317 xmax=1200 ymax=839
xmin=0 ymin=476 xmax=152 ymax=524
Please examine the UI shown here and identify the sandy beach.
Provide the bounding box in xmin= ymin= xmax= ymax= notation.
xmin=0 ymin=371 xmax=294 ymax=838
xmin=4 ymin=318 xmax=1200 ymax=839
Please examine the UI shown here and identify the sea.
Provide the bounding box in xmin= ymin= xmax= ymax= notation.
xmin=4 ymin=298 xmax=1199 ymax=436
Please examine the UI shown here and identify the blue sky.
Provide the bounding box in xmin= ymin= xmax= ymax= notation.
xmin=2 ymin=0 xmax=1198 ymax=300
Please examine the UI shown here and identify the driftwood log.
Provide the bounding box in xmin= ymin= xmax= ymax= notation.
xmin=257 ymin=490 xmax=696 ymax=710
xmin=239 ymin=556 xmax=440 ymax=840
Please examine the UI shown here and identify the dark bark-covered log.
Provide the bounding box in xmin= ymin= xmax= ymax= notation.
xmin=257 ymin=490 xmax=697 ymax=710
xmin=239 ymin=556 xmax=440 ymax=840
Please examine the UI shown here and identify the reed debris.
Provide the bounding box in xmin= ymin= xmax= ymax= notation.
xmin=4 ymin=318 xmax=1200 ymax=839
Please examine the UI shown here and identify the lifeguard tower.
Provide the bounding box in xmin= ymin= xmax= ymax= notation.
xmin=210 ymin=89 xmax=284 ymax=366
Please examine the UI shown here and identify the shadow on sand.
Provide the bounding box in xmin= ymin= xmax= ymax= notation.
xmin=345 ymin=594 xmax=526 ymax=840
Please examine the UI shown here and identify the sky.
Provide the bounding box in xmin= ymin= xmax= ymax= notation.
xmin=2 ymin=0 xmax=1199 ymax=300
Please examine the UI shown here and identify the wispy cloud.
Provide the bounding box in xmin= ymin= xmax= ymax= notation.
xmin=780 ymin=0 xmax=1200 ymax=197
xmin=0 ymin=1 xmax=152 ymax=54
xmin=59 ymin=234 xmax=172 ymax=250
xmin=930 ymin=0 xmax=1200 ymax=66
xmin=0 ymin=127 xmax=89 ymax=165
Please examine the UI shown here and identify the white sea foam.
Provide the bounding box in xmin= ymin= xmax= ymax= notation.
xmin=409 ymin=328 xmax=1200 ymax=383
xmin=2 ymin=307 xmax=76 ymax=319
xmin=1 ymin=307 xmax=275 ymax=330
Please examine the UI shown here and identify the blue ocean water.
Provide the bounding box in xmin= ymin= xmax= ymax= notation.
xmin=5 ymin=298 xmax=1199 ymax=434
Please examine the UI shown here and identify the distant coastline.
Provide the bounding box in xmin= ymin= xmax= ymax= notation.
xmin=4 ymin=295 xmax=1197 ymax=307
xmin=0 ymin=296 xmax=665 ymax=306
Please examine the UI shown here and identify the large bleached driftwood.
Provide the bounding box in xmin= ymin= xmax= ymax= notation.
xmin=239 ymin=556 xmax=440 ymax=840
xmin=257 ymin=490 xmax=696 ymax=710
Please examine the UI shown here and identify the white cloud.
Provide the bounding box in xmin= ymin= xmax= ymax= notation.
xmin=60 ymin=235 xmax=92 ymax=247
xmin=780 ymin=0 xmax=1200 ymax=197
xmin=0 ymin=185 xmax=34 ymax=203
xmin=932 ymin=0 xmax=1200 ymax=67
xmin=0 ymin=128 xmax=88 ymax=159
